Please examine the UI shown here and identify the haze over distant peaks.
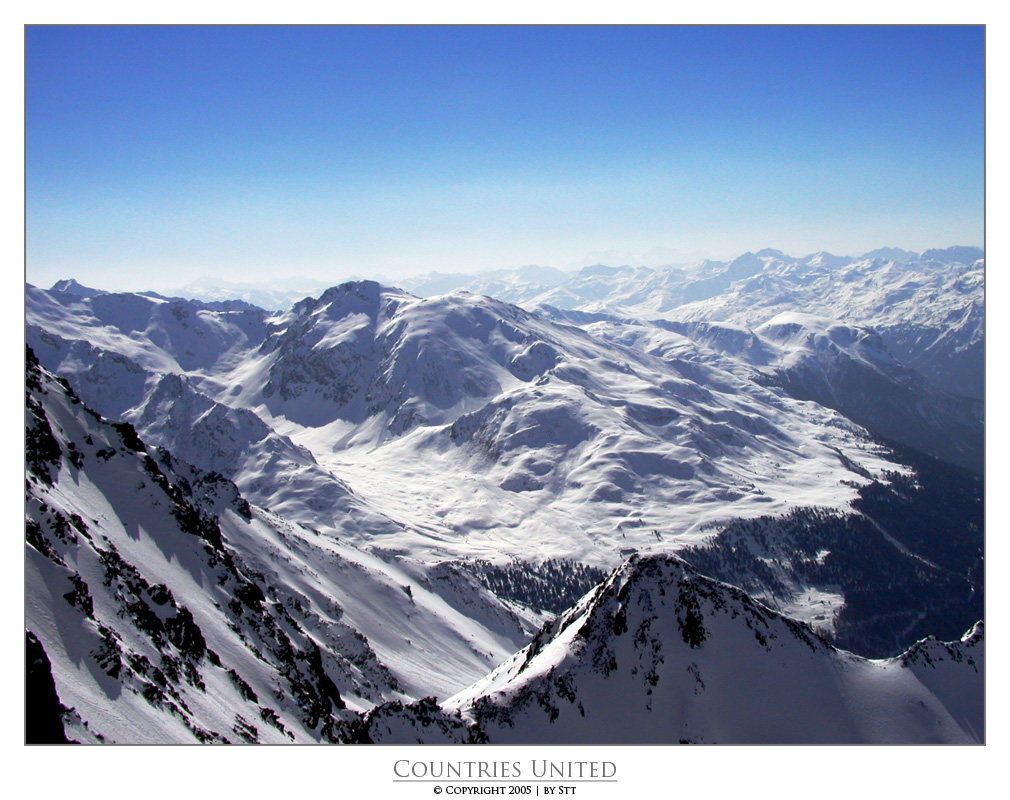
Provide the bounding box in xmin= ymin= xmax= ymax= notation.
xmin=172 ymin=275 xmax=336 ymax=310
xmin=83 ymin=245 xmax=982 ymax=312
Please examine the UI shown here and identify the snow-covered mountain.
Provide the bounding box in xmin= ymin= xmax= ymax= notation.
xmin=540 ymin=308 xmax=983 ymax=473
xmin=28 ymin=279 xmax=906 ymax=567
xmin=25 ymin=284 xmax=388 ymax=534
xmin=273 ymin=554 xmax=985 ymax=745
xmin=443 ymin=555 xmax=983 ymax=744
xmin=751 ymin=312 xmax=982 ymax=472
xmin=49 ymin=278 xmax=107 ymax=298
xmin=396 ymin=265 xmax=571 ymax=306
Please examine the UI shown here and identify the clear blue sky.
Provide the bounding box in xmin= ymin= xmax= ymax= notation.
xmin=26 ymin=25 xmax=984 ymax=292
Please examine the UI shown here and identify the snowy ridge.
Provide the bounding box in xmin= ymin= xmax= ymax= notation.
xmin=397 ymin=264 xmax=570 ymax=306
xmin=442 ymin=554 xmax=983 ymax=744
xmin=171 ymin=275 xmax=332 ymax=310
xmin=539 ymin=304 xmax=983 ymax=473
xmin=49 ymin=278 xmax=107 ymax=298
xmin=26 ymin=284 xmax=407 ymax=536
xmin=752 ymin=313 xmax=983 ymax=472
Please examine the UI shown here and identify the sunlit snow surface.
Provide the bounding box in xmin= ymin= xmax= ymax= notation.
xmin=29 ymin=280 xmax=902 ymax=571
xmin=444 ymin=556 xmax=983 ymax=744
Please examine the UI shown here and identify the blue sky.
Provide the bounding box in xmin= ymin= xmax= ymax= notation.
xmin=26 ymin=25 xmax=984 ymax=292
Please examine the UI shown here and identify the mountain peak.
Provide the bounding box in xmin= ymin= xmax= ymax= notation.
xmin=920 ymin=246 xmax=984 ymax=265
xmin=287 ymin=279 xmax=409 ymax=317
xmin=50 ymin=278 xmax=106 ymax=298
xmin=723 ymin=251 xmax=766 ymax=280
xmin=578 ymin=264 xmax=621 ymax=278
xmin=321 ymin=278 xmax=388 ymax=300
xmin=445 ymin=553 xmax=982 ymax=744
xmin=801 ymin=251 xmax=852 ymax=269
xmin=858 ymin=246 xmax=919 ymax=262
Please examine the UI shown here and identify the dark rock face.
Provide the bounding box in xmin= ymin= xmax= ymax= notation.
xmin=26 ymin=631 xmax=75 ymax=744
xmin=348 ymin=696 xmax=488 ymax=744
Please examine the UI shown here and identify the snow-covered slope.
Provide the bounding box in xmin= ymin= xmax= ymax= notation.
xmin=538 ymin=301 xmax=982 ymax=474
xmin=27 ymin=349 xmax=353 ymax=742
xmin=752 ymin=312 xmax=983 ymax=472
xmin=28 ymin=279 xmax=905 ymax=570
xmin=25 ymin=349 xmax=543 ymax=741
xmin=444 ymin=554 xmax=983 ymax=744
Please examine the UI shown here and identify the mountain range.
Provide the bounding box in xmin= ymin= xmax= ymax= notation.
xmin=25 ymin=246 xmax=984 ymax=743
